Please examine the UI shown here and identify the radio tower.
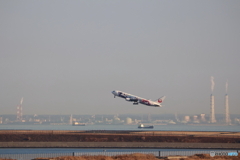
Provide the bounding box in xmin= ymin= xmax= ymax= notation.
xmin=17 ymin=97 xmax=23 ymax=122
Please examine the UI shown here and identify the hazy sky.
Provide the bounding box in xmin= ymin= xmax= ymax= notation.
xmin=1 ymin=1 xmax=240 ymax=115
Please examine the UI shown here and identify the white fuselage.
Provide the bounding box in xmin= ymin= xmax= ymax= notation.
xmin=112 ymin=90 xmax=164 ymax=107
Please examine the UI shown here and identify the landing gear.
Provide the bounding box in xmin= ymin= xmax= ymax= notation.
xmin=133 ymin=102 xmax=138 ymax=105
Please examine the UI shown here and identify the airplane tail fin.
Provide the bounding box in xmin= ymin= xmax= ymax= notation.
xmin=156 ymin=96 xmax=166 ymax=103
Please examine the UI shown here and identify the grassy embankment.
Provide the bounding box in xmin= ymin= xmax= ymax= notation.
xmin=14 ymin=153 xmax=240 ymax=160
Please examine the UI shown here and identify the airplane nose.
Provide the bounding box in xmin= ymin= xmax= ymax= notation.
xmin=112 ymin=91 xmax=117 ymax=95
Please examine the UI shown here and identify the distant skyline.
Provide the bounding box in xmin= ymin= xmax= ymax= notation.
xmin=0 ymin=1 xmax=240 ymax=115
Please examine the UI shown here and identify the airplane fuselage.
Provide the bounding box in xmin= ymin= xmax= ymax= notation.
xmin=112 ymin=90 xmax=165 ymax=107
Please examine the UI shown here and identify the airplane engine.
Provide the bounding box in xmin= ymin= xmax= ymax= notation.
xmin=126 ymin=97 xmax=138 ymax=102
xmin=125 ymin=98 xmax=131 ymax=101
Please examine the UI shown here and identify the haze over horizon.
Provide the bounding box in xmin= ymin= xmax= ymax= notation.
xmin=1 ymin=1 xmax=240 ymax=115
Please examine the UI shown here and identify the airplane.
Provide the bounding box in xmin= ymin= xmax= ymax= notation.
xmin=111 ymin=90 xmax=166 ymax=107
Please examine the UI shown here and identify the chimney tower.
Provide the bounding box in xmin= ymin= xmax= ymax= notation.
xmin=17 ymin=97 xmax=23 ymax=121
xmin=225 ymin=80 xmax=231 ymax=124
xmin=210 ymin=94 xmax=216 ymax=123
xmin=225 ymin=94 xmax=231 ymax=124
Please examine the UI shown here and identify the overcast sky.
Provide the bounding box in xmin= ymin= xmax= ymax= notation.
xmin=1 ymin=1 xmax=240 ymax=115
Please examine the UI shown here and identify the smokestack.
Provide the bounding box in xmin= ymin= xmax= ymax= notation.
xmin=20 ymin=97 xmax=23 ymax=105
xmin=225 ymin=80 xmax=231 ymax=125
xmin=69 ymin=114 xmax=73 ymax=125
xmin=17 ymin=97 xmax=23 ymax=122
xmin=211 ymin=76 xmax=215 ymax=93
xmin=210 ymin=94 xmax=216 ymax=123
xmin=210 ymin=77 xmax=216 ymax=123
xmin=225 ymin=94 xmax=230 ymax=124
